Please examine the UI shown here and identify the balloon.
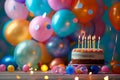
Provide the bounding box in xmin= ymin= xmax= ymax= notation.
xmin=50 ymin=58 xmax=64 ymax=69
xmin=1 ymin=56 xmax=18 ymax=70
xmin=112 ymin=64 xmax=120 ymax=74
xmin=72 ymin=0 xmax=98 ymax=23
xmin=22 ymin=64 xmax=30 ymax=72
xmin=39 ymin=43 xmax=53 ymax=64
xmin=41 ymin=64 xmax=48 ymax=72
xmin=15 ymin=0 xmax=25 ymax=3
xmin=29 ymin=16 xmax=53 ymax=42
xmin=52 ymin=10 xmax=79 ymax=37
xmin=4 ymin=19 xmax=32 ymax=46
xmin=14 ymin=40 xmax=41 ymax=67
xmin=25 ymin=0 xmax=52 ymax=16
xmin=4 ymin=0 xmax=28 ymax=19
xmin=93 ymin=19 xmax=106 ymax=38
xmin=109 ymin=2 xmax=120 ymax=31
xmin=0 ymin=64 xmax=6 ymax=72
xmin=7 ymin=65 xmax=15 ymax=72
xmin=70 ymin=22 xmax=95 ymax=41
xmin=46 ymin=36 xmax=70 ymax=58
xmin=94 ymin=0 xmax=105 ymax=20
xmin=48 ymin=0 xmax=72 ymax=11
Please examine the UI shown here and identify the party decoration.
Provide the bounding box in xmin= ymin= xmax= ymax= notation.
xmin=4 ymin=0 xmax=28 ymax=19
xmin=7 ymin=65 xmax=15 ymax=72
xmin=72 ymin=0 xmax=98 ymax=23
xmin=25 ymin=0 xmax=52 ymax=16
xmin=1 ymin=56 xmax=18 ymax=70
xmin=112 ymin=64 xmax=120 ymax=74
xmin=41 ymin=64 xmax=48 ymax=72
xmin=52 ymin=9 xmax=79 ymax=37
xmin=22 ymin=64 xmax=30 ymax=72
xmin=29 ymin=16 xmax=53 ymax=42
xmin=94 ymin=0 xmax=105 ymax=20
xmin=46 ymin=36 xmax=70 ymax=58
xmin=0 ymin=64 xmax=6 ymax=72
xmin=109 ymin=2 xmax=120 ymax=31
xmin=4 ymin=19 xmax=31 ymax=46
xmin=14 ymin=40 xmax=41 ymax=67
xmin=70 ymin=22 xmax=95 ymax=41
xmin=75 ymin=65 xmax=88 ymax=74
xmin=93 ymin=19 xmax=106 ymax=38
xmin=66 ymin=65 xmax=75 ymax=74
xmin=39 ymin=43 xmax=53 ymax=64
xmin=90 ymin=65 xmax=99 ymax=74
xmin=101 ymin=65 xmax=110 ymax=73
xmin=110 ymin=60 xmax=119 ymax=66
xmin=48 ymin=0 xmax=72 ymax=11
xmin=15 ymin=0 xmax=25 ymax=3
xmin=51 ymin=65 xmax=66 ymax=74
xmin=50 ymin=58 xmax=64 ymax=69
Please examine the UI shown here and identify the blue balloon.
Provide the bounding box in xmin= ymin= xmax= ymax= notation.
xmin=52 ymin=9 xmax=79 ymax=37
xmin=25 ymin=0 xmax=52 ymax=16
xmin=46 ymin=36 xmax=70 ymax=58
xmin=66 ymin=65 xmax=75 ymax=74
xmin=1 ymin=56 xmax=18 ymax=70
xmin=90 ymin=65 xmax=99 ymax=74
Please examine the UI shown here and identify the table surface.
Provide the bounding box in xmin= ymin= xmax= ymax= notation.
xmin=0 ymin=71 xmax=120 ymax=80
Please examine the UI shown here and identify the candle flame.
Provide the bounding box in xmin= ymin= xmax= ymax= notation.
xmin=89 ymin=72 xmax=92 ymax=75
xmin=98 ymin=36 xmax=100 ymax=40
xmin=104 ymin=76 xmax=109 ymax=80
xmin=79 ymin=35 xmax=80 ymax=39
xmin=82 ymin=36 xmax=84 ymax=40
xmin=74 ymin=76 xmax=79 ymax=80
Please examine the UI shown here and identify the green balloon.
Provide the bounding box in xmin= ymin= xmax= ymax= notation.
xmin=14 ymin=40 xmax=41 ymax=67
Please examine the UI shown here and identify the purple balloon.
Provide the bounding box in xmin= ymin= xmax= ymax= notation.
xmin=93 ymin=19 xmax=106 ymax=38
xmin=70 ymin=22 xmax=95 ymax=41
xmin=94 ymin=0 xmax=105 ymax=20
xmin=15 ymin=0 xmax=25 ymax=3
xmin=46 ymin=36 xmax=70 ymax=58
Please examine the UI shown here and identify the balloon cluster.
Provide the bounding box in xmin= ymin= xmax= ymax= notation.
xmin=1 ymin=0 xmax=120 ymax=71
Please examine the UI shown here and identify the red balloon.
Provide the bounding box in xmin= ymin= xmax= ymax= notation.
xmin=50 ymin=58 xmax=64 ymax=69
xmin=72 ymin=0 xmax=98 ymax=23
xmin=109 ymin=2 xmax=120 ymax=31
xmin=112 ymin=64 xmax=120 ymax=74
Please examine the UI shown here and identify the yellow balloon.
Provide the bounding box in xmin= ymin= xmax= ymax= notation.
xmin=41 ymin=64 xmax=48 ymax=72
xmin=7 ymin=65 xmax=15 ymax=72
xmin=4 ymin=19 xmax=32 ymax=46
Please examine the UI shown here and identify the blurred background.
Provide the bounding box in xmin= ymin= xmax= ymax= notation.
xmin=0 ymin=0 xmax=120 ymax=67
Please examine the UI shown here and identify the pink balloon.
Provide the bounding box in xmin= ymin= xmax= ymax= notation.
xmin=22 ymin=64 xmax=30 ymax=72
xmin=94 ymin=19 xmax=106 ymax=38
xmin=4 ymin=0 xmax=29 ymax=19
xmin=29 ymin=16 xmax=53 ymax=42
xmin=48 ymin=0 xmax=72 ymax=11
xmin=0 ymin=64 xmax=6 ymax=72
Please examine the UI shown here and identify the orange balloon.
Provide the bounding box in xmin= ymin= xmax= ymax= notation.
xmin=50 ymin=58 xmax=64 ymax=69
xmin=109 ymin=2 xmax=120 ymax=31
xmin=72 ymin=0 xmax=98 ymax=23
xmin=39 ymin=43 xmax=53 ymax=64
xmin=112 ymin=64 xmax=120 ymax=74
xmin=4 ymin=19 xmax=32 ymax=46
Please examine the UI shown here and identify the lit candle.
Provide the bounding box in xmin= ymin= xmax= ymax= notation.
xmin=89 ymin=72 xmax=92 ymax=80
xmin=85 ymin=36 xmax=86 ymax=48
xmin=92 ymin=35 xmax=96 ymax=49
xmin=87 ymin=36 xmax=90 ymax=49
xmin=104 ymin=76 xmax=109 ymax=80
xmin=82 ymin=36 xmax=84 ymax=49
xmin=97 ymin=36 xmax=100 ymax=49
xmin=78 ymin=35 xmax=80 ymax=48
xmin=89 ymin=35 xmax=91 ymax=48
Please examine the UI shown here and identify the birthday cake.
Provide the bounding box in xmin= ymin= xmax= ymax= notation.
xmin=71 ymin=35 xmax=104 ymax=66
